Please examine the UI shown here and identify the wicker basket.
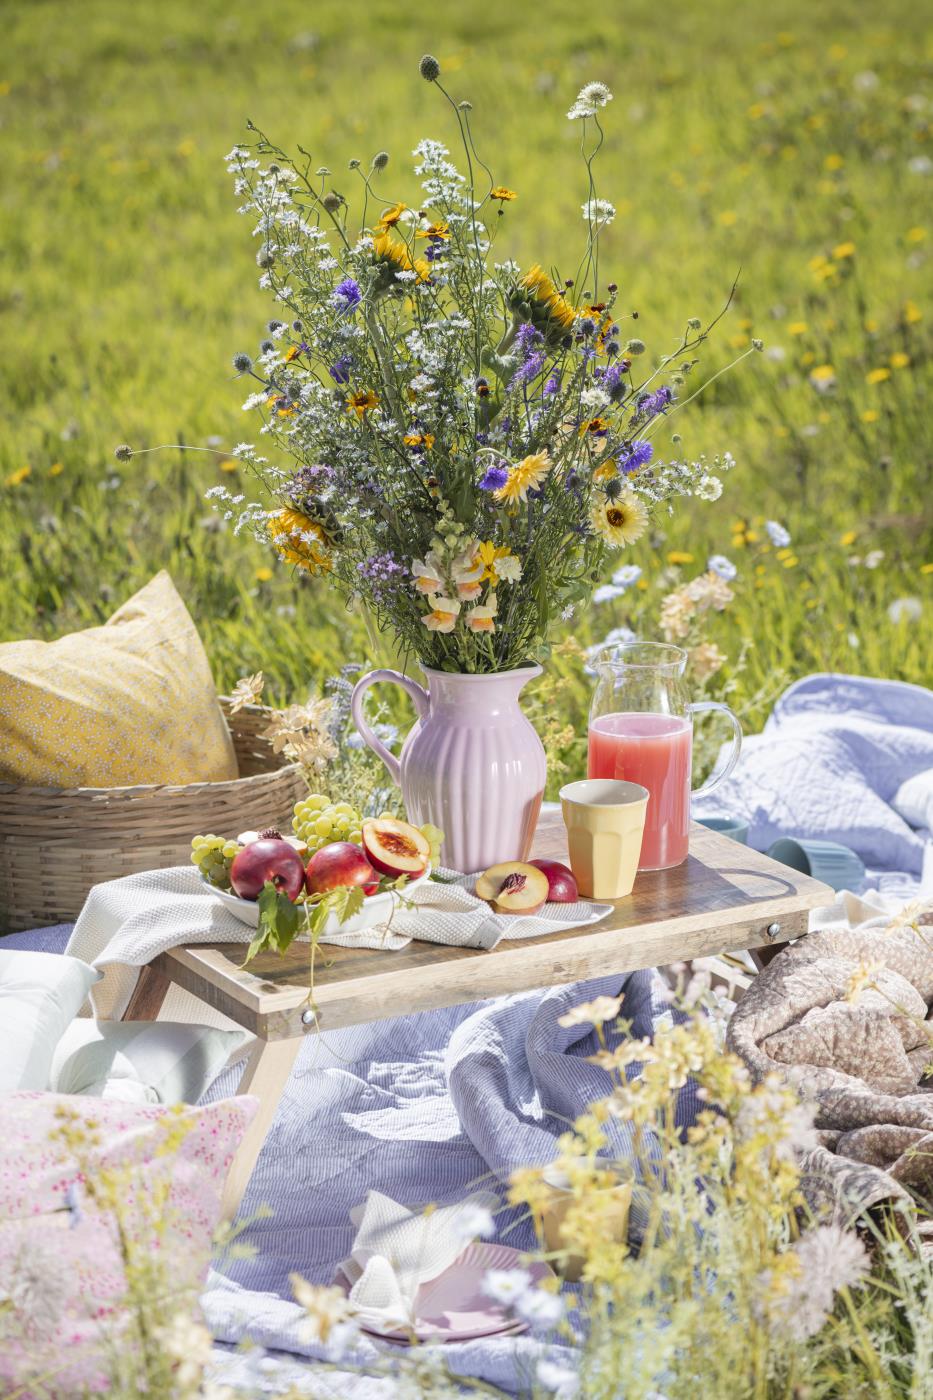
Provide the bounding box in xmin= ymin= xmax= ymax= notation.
xmin=0 ymin=699 xmax=307 ymax=934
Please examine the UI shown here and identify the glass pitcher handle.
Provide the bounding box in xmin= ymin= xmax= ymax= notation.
xmin=350 ymin=668 xmax=429 ymax=787
xmin=687 ymin=700 xmax=743 ymax=799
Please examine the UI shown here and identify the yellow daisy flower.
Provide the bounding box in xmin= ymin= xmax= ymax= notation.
xmin=593 ymin=460 xmax=619 ymax=483
xmin=347 ymin=389 xmax=380 ymax=417
xmin=403 ymin=432 xmax=435 ymax=450
xmin=416 ymin=221 xmax=451 ymax=240
xmin=5 ymin=465 xmax=31 ymax=487
xmin=494 ymin=451 xmax=551 ymax=505
xmin=590 ymin=491 xmax=648 ymax=548
xmin=866 ymin=367 xmax=890 ymax=384
xmin=371 ymin=230 xmax=430 ymax=283
xmin=889 ymin=352 xmax=911 ymax=369
xmin=268 ymin=509 xmax=331 ymax=574
xmin=284 ymin=345 xmax=302 ymax=363
xmin=832 ymin=240 xmax=856 ymax=259
xmin=377 ymin=202 xmax=407 ymax=229
xmin=490 ymin=186 xmax=517 ymax=201
xmin=667 ymin=551 xmax=694 ymax=565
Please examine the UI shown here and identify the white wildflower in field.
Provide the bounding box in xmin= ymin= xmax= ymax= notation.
xmin=593 ymin=583 xmax=626 ymax=604
xmin=707 ymin=553 xmax=737 ymax=581
xmin=582 ymin=198 xmax=616 ymax=226
xmin=612 ymin=563 xmax=642 ymax=588
xmin=568 ymin=81 xmax=614 ymax=120
xmin=888 ymin=597 xmax=922 ymax=622
xmin=761 ymin=1225 xmax=869 ymax=1341
xmin=765 ymin=520 xmax=791 ymax=547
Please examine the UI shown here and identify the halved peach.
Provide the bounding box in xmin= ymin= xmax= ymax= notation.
xmin=361 ymin=817 xmax=431 ymax=878
xmin=475 ymin=861 xmax=549 ymax=915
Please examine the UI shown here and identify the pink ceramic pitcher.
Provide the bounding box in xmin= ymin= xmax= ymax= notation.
xmin=350 ymin=666 xmax=546 ymax=874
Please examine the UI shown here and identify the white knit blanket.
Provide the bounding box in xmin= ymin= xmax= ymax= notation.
xmin=65 ymin=866 xmax=611 ymax=1022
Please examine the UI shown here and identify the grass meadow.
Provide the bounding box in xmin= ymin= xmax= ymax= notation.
xmin=1 ymin=0 xmax=930 ymax=767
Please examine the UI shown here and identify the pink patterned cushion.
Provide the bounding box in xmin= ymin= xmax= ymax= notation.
xmin=0 ymin=1091 xmax=257 ymax=1396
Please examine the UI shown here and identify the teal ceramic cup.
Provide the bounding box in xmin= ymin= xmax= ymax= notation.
xmin=697 ymin=816 xmax=749 ymax=845
xmin=766 ymin=837 xmax=865 ymax=892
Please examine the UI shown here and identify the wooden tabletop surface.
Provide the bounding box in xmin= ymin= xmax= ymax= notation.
xmin=150 ymin=811 xmax=832 ymax=1038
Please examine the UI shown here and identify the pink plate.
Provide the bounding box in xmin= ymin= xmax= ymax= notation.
xmin=336 ymin=1241 xmax=555 ymax=1344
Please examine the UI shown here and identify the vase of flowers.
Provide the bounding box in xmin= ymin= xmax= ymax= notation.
xmin=350 ymin=664 xmax=546 ymax=873
xmin=206 ymin=58 xmax=750 ymax=865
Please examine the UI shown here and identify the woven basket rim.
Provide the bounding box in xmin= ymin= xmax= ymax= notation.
xmin=0 ymin=695 xmax=302 ymax=798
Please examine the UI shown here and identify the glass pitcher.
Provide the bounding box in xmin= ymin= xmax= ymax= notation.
xmin=587 ymin=642 xmax=742 ymax=871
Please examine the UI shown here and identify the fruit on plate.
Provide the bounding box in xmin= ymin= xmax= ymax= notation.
xmin=292 ymin=794 xmax=370 ymax=854
xmin=191 ymin=834 xmax=243 ymax=890
xmin=238 ymin=828 xmax=308 ymax=855
xmin=529 ymin=858 xmax=578 ymax=903
xmin=362 ymin=817 xmax=431 ymax=878
xmin=474 ymin=862 xmax=549 ymax=915
xmin=230 ymin=838 xmax=306 ymax=902
xmin=306 ymin=841 xmax=378 ymax=896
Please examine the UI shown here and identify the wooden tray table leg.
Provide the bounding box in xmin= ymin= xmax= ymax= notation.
xmin=122 ymin=964 xmax=171 ymax=1021
xmin=221 ymin=1036 xmax=303 ymax=1220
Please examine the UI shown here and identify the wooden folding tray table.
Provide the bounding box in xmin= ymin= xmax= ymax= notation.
xmin=124 ymin=812 xmax=832 ymax=1214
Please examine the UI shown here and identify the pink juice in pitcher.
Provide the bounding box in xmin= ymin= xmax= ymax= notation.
xmin=588 ymin=713 xmax=692 ymax=870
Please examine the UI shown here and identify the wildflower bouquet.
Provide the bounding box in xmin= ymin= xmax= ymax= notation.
xmin=217 ymin=59 xmax=750 ymax=674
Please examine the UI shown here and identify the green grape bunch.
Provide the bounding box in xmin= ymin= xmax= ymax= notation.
xmin=190 ymin=834 xmax=242 ymax=890
xmin=291 ymin=793 xmax=366 ymax=852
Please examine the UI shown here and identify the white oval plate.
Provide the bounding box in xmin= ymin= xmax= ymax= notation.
xmin=202 ymin=866 xmax=431 ymax=936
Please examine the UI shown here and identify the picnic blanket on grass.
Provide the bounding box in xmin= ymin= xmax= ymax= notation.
xmin=728 ymin=890 xmax=933 ymax=1233
xmin=694 ymin=672 xmax=933 ymax=895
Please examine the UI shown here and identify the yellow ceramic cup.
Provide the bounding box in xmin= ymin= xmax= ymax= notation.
xmin=559 ymin=778 xmax=649 ymax=899
xmin=540 ymin=1159 xmax=634 ymax=1282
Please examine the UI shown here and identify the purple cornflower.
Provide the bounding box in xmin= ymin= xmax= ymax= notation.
xmin=509 ymin=350 xmax=545 ymax=388
xmin=478 ymin=463 xmax=508 ymax=492
xmin=329 ymin=353 xmax=353 ymax=384
xmin=543 ymin=374 xmax=561 ymax=396
xmin=332 ymin=278 xmax=362 ymax=313
xmin=633 ymin=385 xmax=675 ymax=421
xmin=619 ymin=440 xmax=653 ymax=473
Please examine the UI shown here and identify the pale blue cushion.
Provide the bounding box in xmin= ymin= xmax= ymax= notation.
xmin=0 ymin=950 xmax=100 ymax=1092
xmin=48 ymin=1019 xmax=249 ymax=1104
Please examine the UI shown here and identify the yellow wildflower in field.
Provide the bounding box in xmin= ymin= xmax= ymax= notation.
xmin=840 ymin=530 xmax=858 ymax=546
xmin=219 ymin=458 xmax=238 ymax=473
xmin=866 ymin=367 xmax=890 ymax=384
xmin=518 ymin=264 xmax=578 ymax=338
xmin=832 ymin=240 xmax=856 ymax=259
xmin=255 ymin=567 xmax=273 ymax=582
xmin=47 ymin=462 xmax=64 ymax=477
xmin=903 ymin=300 xmax=922 ymax=324
xmin=906 ymin=227 xmax=927 ymax=243
xmin=5 ymin=465 xmax=31 ymax=486
xmin=921 ymin=564 xmax=933 ymax=575
xmin=788 ymin=321 xmax=808 ymax=335
xmin=718 ymin=210 xmax=738 ymax=226
xmin=489 ymin=186 xmax=516 ymax=201
xmin=781 ymin=556 xmax=799 ymax=568
xmin=809 ymin=364 xmax=836 ymax=387
xmin=889 ymin=352 xmax=910 ymax=369
xmin=824 ymin=153 xmax=844 ymax=171
xmin=593 ymin=460 xmax=618 ymax=483
xmin=667 ymin=551 xmax=694 ymax=565
xmin=862 ymin=409 xmax=879 ymax=423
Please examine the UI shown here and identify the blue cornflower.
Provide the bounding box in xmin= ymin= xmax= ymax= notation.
xmin=619 ymin=440 xmax=653 ymax=473
xmin=543 ymin=374 xmax=561 ymax=396
xmin=633 ymin=386 xmax=675 ymax=421
xmin=478 ymin=464 xmax=508 ymax=492
xmin=708 ymin=554 xmax=737 ymax=582
xmin=329 ymin=354 xmax=353 ymax=384
xmin=332 ymin=278 xmax=362 ymax=313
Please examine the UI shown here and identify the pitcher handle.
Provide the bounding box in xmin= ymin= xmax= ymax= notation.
xmin=688 ymin=700 xmax=743 ymax=799
xmin=350 ymin=668 xmax=429 ymax=788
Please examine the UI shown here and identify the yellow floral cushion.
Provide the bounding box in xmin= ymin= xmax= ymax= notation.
xmin=0 ymin=572 xmax=239 ymax=788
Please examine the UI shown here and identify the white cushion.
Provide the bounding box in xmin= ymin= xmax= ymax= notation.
xmin=891 ymin=768 xmax=933 ymax=833
xmin=49 ymin=1018 xmax=249 ymax=1103
xmin=0 ymin=950 xmax=100 ymax=1092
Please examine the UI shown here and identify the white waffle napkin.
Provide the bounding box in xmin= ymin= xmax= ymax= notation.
xmin=65 ymin=865 xmax=613 ymax=1020
xmin=339 ymin=1189 xmax=500 ymax=1334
